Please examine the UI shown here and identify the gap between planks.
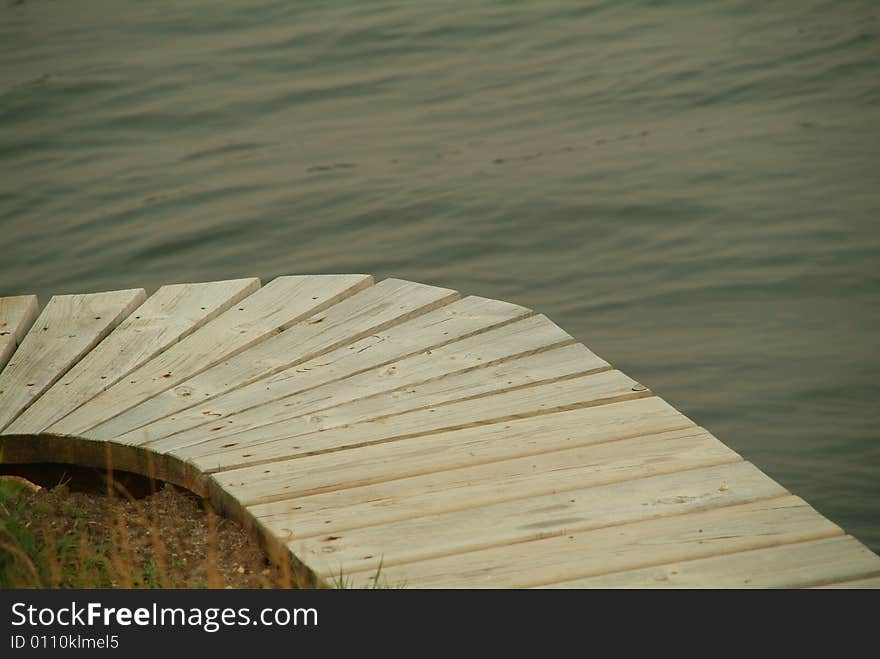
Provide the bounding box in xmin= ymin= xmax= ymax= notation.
xmin=246 ymin=427 xmax=742 ymax=541
xmin=3 ymin=277 xmax=876 ymax=589
xmin=48 ymin=275 xmax=374 ymax=437
xmin=149 ymin=352 xmax=611 ymax=458
xmin=288 ymin=462 xmax=793 ymax=580
xmin=209 ymin=397 xmax=697 ymax=515
xmin=77 ymin=293 xmax=534 ymax=443
xmin=539 ymin=535 xmax=880 ymax=588
xmin=84 ymin=278 xmax=463 ymax=442
xmin=0 ymin=289 xmax=146 ymax=431
xmin=335 ymin=495 xmax=843 ymax=588
xmin=190 ymin=371 xmax=652 ymax=479
xmin=134 ymin=314 xmax=583 ymax=449
xmin=6 ymin=278 xmax=261 ymax=435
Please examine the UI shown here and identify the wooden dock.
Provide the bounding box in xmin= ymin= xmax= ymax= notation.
xmin=1 ymin=275 xmax=878 ymax=588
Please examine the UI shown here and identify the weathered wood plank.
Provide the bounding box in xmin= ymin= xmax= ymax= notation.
xmin=85 ymin=279 xmax=459 ymax=442
xmin=117 ymin=312 xmax=575 ymax=447
xmin=145 ymin=340 xmax=603 ymax=460
xmin=814 ymin=575 xmax=880 ymax=588
xmin=288 ymin=461 xmax=787 ymax=580
xmin=49 ymin=275 xmax=371 ymax=437
xmin=6 ymin=278 xmax=260 ymax=434
xmin=0 ymin=295 xmax=39 ymax=371
xmin=251 ymin=427 xmax=740 ymax=540
xmin=2 ymin=274 xmax=872 ymax=589
xmin=245 ymin=397 xmax=695 ymax=512
xmin=182 ymin=368 xmax=648 ymax=476
xmin=113 ymin=295 xmax=534 ymax=445
xmin=339 ymin=496 xmax=841 ymax=588
xmin=544 ymin=535 xmax=880 ymax=588
xmin=0 ymin=289 xmax=146 ymax=431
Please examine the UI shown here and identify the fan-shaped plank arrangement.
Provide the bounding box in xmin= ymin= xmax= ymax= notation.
xmin=1 ymin=275 xmax=878 ymax=588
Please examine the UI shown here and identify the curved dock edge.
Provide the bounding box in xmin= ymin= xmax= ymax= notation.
xmin=0 ymin=432 xmax=320 ymax=587
xmin=1 ymin=275 xmax=878 ymax=588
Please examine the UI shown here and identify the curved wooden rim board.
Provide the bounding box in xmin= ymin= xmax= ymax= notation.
xmin=1 ymin=275 xmax=877 ymax=588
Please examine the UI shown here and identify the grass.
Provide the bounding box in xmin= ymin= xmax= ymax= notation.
xmin=330 ymin=558 xmax=406 ymax=589
xmin=0 ymin=454 xmax=401 ymax=589
xmin=0 ymin=463 xmax=319 ymax=589
xmin=0 ymin=476 xmax=165 ymax=588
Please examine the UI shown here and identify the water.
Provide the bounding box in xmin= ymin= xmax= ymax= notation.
xmin=2 ymin=0 xmax=878 ymax=552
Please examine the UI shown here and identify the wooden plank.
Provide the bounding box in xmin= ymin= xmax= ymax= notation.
xmin=335 ymin=496 xmax=841 ymax=588
xmin=6 ymin=278 xmax=260 ymax=434
xmin=245 ymin=397 xmax=695 ymax=511
xmin=116 ymin=312 xmax=575 ymax=447
xmin=0 ymin=289 xmax=146 ymax=431
xmin=114 ymin=295 xmax=534 ymax=444
xmin=48 ymin=275 xmax=371 ymax=437
xmin=543 ymin=536 xmax=880 ymax=588
xmin=0 ymin=295 xmax=39 ymax=371
xmin=145 ymin=339 xmax=602 ymax=457
xmin=286 ymin=461 xmax=787 ymax=579
xmin=181 ymin=368 xmax=648 ymax=476
xmin=251 ymin=427 xmax=740 ymax=540
xmin=815 ymin=576 xmax=880 ymax=589
xmin=98 ymin=279 xmax=460 ymax=443
xmin=1 ymin=275 xmax=872 ymax=591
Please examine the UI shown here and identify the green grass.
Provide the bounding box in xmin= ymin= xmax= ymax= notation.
xmin=0 ymin=472 xmax=319 ymax=589
xmin=0 ymin=480 xmax=158 ymax=588
xmin=0 ymin=477 xmax=44 ymax=588
xmin=0 ymin=456 xmax=383 ymax=589
xmin=330 ymin=558 xmax=406 ymax=589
